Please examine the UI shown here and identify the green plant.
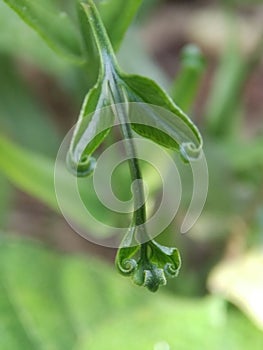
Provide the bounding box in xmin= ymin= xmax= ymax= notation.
xmin=0 ymin=0 xmax=263 ymax=342
xmin=3 ymin=0 xmax=203 ymax=292
xmin=66 ymin=1 xmax=202 ymax=292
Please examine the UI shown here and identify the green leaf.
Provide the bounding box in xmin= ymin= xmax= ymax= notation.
xmin=0 ymin=3 xmax=93 ymax=97
xmin=77 ymin=1 xmax=203 ymax=164
xmin=3 ymin=0 xmax=83 ymax=63
xmin=76 ymin=1 xmax=100 ymax=84
xmin=150 ymin=240 xmax=181 ymax=278
xmin=66 ymin=79 xmax=115 ymax=177
xmin=0 ymin=234 xmax=262 ymax=350
xmin=122 ymin=74 xmax=203 ymax=160
xmin=115 ymin=226 xmax=140 ymax=276
xmin=0 ymin=2 xmax=64 ymax=74
xmin=116 ymin=245 xmax=139 ymax=276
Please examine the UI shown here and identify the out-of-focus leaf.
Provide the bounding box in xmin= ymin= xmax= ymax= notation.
xmin=205 ymin=44 xmax=246 ymax=137
xmin=117 ymin=30 xmax=170 ymax=90
xmin=208 ymin=250 xmax=263 ymax=331
xmin=1 ymin=0 xmax=144 ymax=84
xmin=0 ymin=136 xmax=58 ymax=210
xmin=2 ymin=0 xmax=83 ymax=63
xmin=0 ymin=2 xmax=65 ymax=74
xmin=205 ymin=16 xmax=263 ymax=138
xmin=0 ymin=234 xmax=262 ymax=350
xmin=0 ymin=136 xmax=125 ymax=235
xmin=135 ymin=0 xmax=159 ymax=20
xmin=221 ymin=137 xmax=263 ymax=171
xmin=0 ymin=55 xmax=59 ymax=156
xmin=0 ymin=175 xmax=13 ymax=227
xmin=171 ymin=44 xmax=206 ymax=112
xmin=0 ymin=3 xmax=90 ymax=96
xmin=78 ymin=297 xmax=263 ymax=350
xmin=0 ymin=235 xmax=76 ymax=350
xmin=98 ymin=0 xmax=143 ymax=51
xmin=76 ymin=2 xmax=99 ymax=84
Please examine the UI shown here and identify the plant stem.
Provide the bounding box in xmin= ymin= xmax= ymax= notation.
xmin=82 ymin=0 xmax=149 ymax=249
xmin=110 ymin=76 xmax=147 ymax=229
xmin=81 ymin=1 xmax=119 ymax=72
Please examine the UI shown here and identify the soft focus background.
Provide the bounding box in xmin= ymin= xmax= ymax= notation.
xmin=0 ymin=0 xmax=263 ymax=349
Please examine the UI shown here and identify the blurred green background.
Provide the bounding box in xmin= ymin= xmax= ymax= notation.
xmin=0 ymin=0 xmax=262 ymax=349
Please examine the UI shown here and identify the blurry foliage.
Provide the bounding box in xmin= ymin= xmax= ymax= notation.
xmin=0 ymin=0 xmax=262 ymax=344
xmin=0 ymin=234 xmax=262 ymax=350
xmin=0 ymin=55 xmax=59 ymax=155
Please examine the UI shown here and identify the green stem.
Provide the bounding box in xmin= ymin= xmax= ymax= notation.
xmin=82 ymin=0 xmax=148 ymax=248
xmin=110 ymin=76 xmax=147 ymax=231
xmin=140 ymin=243 xmax=148 ymax=261
xmin=81 ymin=1 xmax=119 ymax=73
xmin=81 ymin=0 xmax=147 ymax=249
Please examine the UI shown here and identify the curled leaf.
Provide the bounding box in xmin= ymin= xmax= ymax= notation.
xmin=149 ymin=240 xmax=181 ymax=278
xmin=116 ymin=226 xmax=181 ymax=292
xmin=115 ymin=226 xmax=139 ymax=276
xmin=66 ymin=80 xmax=115 ymax=177
xmin=121 ymin=75 xmax=203 ymax=161
xmin=66 ymin=153 xmax=96 ymax=177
